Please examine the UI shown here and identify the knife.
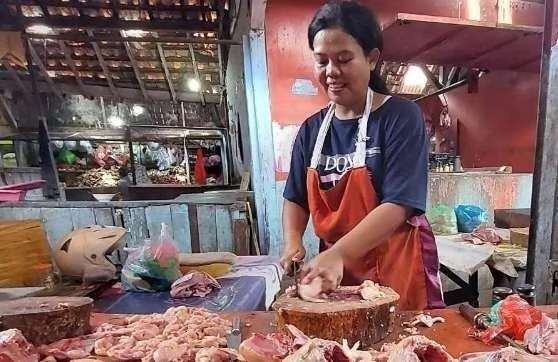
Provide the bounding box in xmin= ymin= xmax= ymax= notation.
xmin=227 ymin=316 xmax=241 ymax=349
xmin=293 ymin=261 xmax=302 ymax=297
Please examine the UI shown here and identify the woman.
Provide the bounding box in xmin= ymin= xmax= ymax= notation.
xmin=280 ymin=1 xmax=444 ymax=310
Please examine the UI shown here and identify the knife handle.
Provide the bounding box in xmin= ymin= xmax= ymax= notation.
xmin=459 ymin=303 xmax=481 ymax=326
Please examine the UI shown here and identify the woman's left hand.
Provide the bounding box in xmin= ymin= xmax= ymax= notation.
xmin=300 ymin=248 xmax=344 ymax=292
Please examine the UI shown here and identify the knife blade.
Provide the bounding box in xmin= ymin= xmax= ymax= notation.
xmin=227 ymin=316 xmax=241 ymax=349
xmin=293 ymin=261 xmax=301 ymax=298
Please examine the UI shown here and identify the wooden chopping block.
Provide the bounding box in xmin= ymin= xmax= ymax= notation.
xmin=272 ymin=286 xmax=399 ymax=348
xmin=0 ymin=296 xmax=93 ymax=345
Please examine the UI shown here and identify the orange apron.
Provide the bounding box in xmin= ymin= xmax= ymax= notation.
xmin=306 ymin=89 xmax=444 ymax=310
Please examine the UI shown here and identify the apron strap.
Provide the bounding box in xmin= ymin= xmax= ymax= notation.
xmin=310 ymin=89 xmax=374 ymax=169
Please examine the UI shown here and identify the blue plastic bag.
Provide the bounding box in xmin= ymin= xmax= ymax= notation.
xmin=455 ymin=205 xmax=488 ymax=233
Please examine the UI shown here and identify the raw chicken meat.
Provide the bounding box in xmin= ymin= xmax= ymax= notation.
xmin=283 ymin=338 xmax=351 ymax=362
xmin=36 ymin=307 xmax=231 ymax=362
xmin=291 ymin=279 xmax=387 ymax=303
xmin=195 ymin=347 xmax=245 ymax=361
xmin=0 ymin=329 xmax=39 ymax=362
xmin=409 ymin=314 xmax=446 ymax=328
xmin=524 ymin=315 xmax=558 ymax=355
xmin=458 ymin=347 xmax=552 ymax=361
xmin=171 ymin=271 xmax=221 ymax=298
xmin=299 ymin=277 xmax=328 ymax=303
xmin=37 ymin=335 xmax=96 ymax=360
xmin=238 ymin=332 xmax=293 ymax=362
xmin=382 ymin=335 xmax=455 ymax=362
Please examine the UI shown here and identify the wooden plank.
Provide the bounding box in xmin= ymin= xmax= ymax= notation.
xmin=526 ymin=0 xmax=558 ymax=304
xmin=94 ymin=208 xmax=115 ymax=226
xmin=145 ymin=205 xmax=173 ymax=241
xmin=215 ymin=205 xmax=233 ymax=253
xmin=196 ymin=205 xmax=216 ymax=252
xmin=232 ymin=206 xmax=250 ymax=256
xmin=170 ymin=204 xmax=191 ymax=253
xmin=188 ymin=204 xmax=200 ymax=253
xmin=122 ymin=207 xmax=148 ymax=247
xmin=71 ymin=208 xmax=96 ymax=228
xmin=40 ymin=208 xmax=73 ymax=248
xmin=27 ymin=39 xmax=63 ymax=101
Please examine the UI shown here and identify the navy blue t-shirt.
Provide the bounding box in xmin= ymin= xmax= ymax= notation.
xmin=283 ymin=96 xmax=428 ymax=214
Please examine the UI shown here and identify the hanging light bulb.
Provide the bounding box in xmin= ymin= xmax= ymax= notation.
xmin=131 ymin=104 xmax=145 ymax=116
xmin=108 ymin=115 xmax=124 ymax=128
xmin=187 ymin=78 xmax=201 ymax=92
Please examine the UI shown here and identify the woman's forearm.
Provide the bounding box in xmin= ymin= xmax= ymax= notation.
xmin=330 ymin=202 xmax=411 ymax=261
xmin=282 ymin=199 xmax=310 ymax=244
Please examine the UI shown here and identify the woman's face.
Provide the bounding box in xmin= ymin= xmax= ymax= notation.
xmin=312 ymin=27 xmax=379 ymax=108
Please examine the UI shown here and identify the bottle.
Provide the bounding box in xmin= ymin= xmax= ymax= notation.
xmin=454 ymin=156 xmax=463 ymax=172
xmin=492 ymin=287 xmax=514 ymax=306
xmin=516 ymin=284 xmax=536 ymax=306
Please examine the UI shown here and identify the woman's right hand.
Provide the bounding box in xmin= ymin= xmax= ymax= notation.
xmin=280 ymin=240 xmax=306 ymax=276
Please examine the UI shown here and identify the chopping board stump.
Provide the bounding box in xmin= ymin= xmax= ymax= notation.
xmin=0 ymin=296 xmax=93 ymax=345
xmin=273 ymin=286 xmax=399 ymax=348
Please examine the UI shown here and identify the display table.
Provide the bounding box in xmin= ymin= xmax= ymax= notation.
xmin=91 ymin=305 xmax=558 ymax=358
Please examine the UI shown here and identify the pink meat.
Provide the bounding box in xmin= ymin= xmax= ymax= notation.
xmin=171 ymin=271 xmax=221 ymax=298
xmin=524 ymin=314 xmax=558 ymax=355
xmin=383 ymin=336 xmax=455 ymax=362
xmin=37 ymin=335 xmax=96 ymax=360
xmin=195 ymin=347 xmax=244 ymax=362
xmin=238 ymin=332 xmax=292 ymax=362
xmin=0 ymin=329 xmax=39 ymax=362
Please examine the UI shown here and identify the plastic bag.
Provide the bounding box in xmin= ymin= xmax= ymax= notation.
xmin=426 ymin=204 xmax=458 ymax=235
xmin=121 ymin=223 xmax=182 ymax=292
xmin=57 ymin=147 xmax=77 ymax=165
xmin=479 ymin=295 xmax=542 ymax=344
xmin=455 ymin=205 xmax=488 ymax=233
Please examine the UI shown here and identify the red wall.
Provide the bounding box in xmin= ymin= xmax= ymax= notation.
xmin=447 ymin=71 xmax=539 ymax=172
xmin=265 ymin=0 xmax=547 ymax=179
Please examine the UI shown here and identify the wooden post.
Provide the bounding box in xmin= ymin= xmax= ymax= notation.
xmin=24 ymin=36 xmax=60 ymax=199
xmin=525 ymin=0 xmax=558 ymax=304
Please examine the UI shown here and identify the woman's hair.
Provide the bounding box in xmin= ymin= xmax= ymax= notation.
xmin=308 ymin=0 xmax=389 ymax=94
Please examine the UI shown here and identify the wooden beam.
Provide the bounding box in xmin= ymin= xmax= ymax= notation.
xmin=157 ymin=43 xmax=176 ymax=102
xmin=35 ymin=0 xmax=50 ymax=17
xmin=0 ymin=78 xmax=221 ymax=103
xmin=418 ymin=64 xmax=443 ymax=90
xmin=42 ymin=64 xmax=221 ymax=74
xmin=24 ymin=33 xmax=241 ymax=45
xmin=526 ymin=0 xmax=558 ymax=304
xmin=87 ymin=30 xmax=118 ymax=98
xmin=58 ymin=40 xmax=88 ymax=96
xmin=0 ymin=95 xmax=18 ymax=128
xmin=21 ymin=17 xmax=217 ymax=32
xmin=26 ymin=39 xmax=63 ymax=101
xmin=7 ymin=0 xmax=210 ymax=12
xmin=122 ymin=34 xmax=149 ymax=100
xmin=1 ymin=59 xmax=30 ymax=96
xmin=188 ymin=44 xmax=205 ymax=106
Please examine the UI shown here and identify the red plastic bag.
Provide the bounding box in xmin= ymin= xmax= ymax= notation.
xmin=480 ymin=295 xmax=543 ymax=343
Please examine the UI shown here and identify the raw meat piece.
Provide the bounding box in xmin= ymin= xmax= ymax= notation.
xmin=382 ymin=335 xmax=455 ymax=362
xmin=299 ymin=277 xmax=328 ymax=303
xmin=37 ymin=335 xmax=96 ymax=360
xmin=359 ymin=281 xmax=387 ymax=301
xmin=195 ymin=347 xmax=245 ymax=362
xmin=0 ymin=329 xmax=39 ymax=362
xmin=462 ymin=227 xmax=501 ymax=245
xmin=524 ymin=315 xmax=558 ymax=355
xmin=283 ymin=338 xmax=351 ymax=362
xmin=238 ymin=332 xmax=292 ymax=362
xmin=152 ymin=340 xmax=193 ymax=362
xmin=171 ymin=271 xmax=221 ymax=298
xmin=293 ymin=279 xmax=388 ymax=303
xmin=409 ymin=314 xmax=446 ymax=328
xmin=458 ymin=347 xmax=551 ymax=361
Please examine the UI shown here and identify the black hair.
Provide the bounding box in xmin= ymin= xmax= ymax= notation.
xmin=308 ymin=0 xmax=389 ymax=94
